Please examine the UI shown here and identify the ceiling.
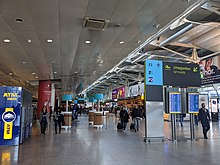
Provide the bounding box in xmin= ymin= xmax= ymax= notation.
xmin=0 ymin=0 xmax=219 ymax=97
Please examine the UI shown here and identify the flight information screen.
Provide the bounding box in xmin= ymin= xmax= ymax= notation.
xmin=169 ymin=92 xmax=181 ymax=114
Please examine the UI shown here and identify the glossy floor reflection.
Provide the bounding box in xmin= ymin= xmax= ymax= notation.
xmin=1 ymin=114 xmax=220 ymax=165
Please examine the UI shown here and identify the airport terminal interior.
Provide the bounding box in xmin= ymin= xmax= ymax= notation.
xmin=0 ymin=0 xmax=220 ymax=165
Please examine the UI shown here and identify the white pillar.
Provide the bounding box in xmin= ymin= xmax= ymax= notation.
xmin=125 ymin=79 xmax=129 ymax=97
xmin=66 ymin=100 xmax=68 ymax=112
xmin=50 ymin=83 xmax=55 ymax=111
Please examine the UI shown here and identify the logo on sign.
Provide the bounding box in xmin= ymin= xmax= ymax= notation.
xmin=2 ymin=111 xmax=16 ymax=123
xmin=164 ymin=65 xmax=171 ymax=70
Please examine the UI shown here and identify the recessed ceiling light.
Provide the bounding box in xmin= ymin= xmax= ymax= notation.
xmin=47 ymin=39 xmax=53 ymax=43
xmin=15 ymin=18 xmax=24 ymax=22
xmin=4 ymin=39 xmax=10 ymax=43
xmin=54 ymin=71 xmax=57 ymax=74
xmin=27 ymin=39 xmax=32 ymax=43
xmin=74 ymin=71 xmax=77 ymax=74
xmin=22 ymin=61 xmax=27 ymax=64
xmin=9 ymin=73 xmax=13 ymax=76
xmin=32 ymin=72 xmax=36 ymax=75
xmin=85 ymin=40 xmax=91 ymax=44
xmin=119 ymin=41 xmax=125 ymax=44
xmin=35 ymin=76 xmax=38 ymax=79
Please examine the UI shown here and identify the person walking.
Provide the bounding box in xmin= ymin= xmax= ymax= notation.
xmin=119 ymin=106 xmax=129 ymax=131
xmin=39 ymin=106 xmax=48 ymax=135
xmin=179 ymin=113 xmax=186 ymax=127
xmin=131 ymin=105 xmax=141 ymax=132
xmin=198 ymin=103 xmax=210 ymax=139
xmin=53 ymin=107 xmax=62 ymax=134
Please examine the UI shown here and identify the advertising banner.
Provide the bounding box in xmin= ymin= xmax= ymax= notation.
xmin=200 ymin=56 xmax=220 ymax=85
xmin=112 ymin=86 xmax=125 ymax=99
xmin=129 ymin=83 xmax=144 ymax=97
xmin=0 ymin=86 xmax=22 ymax=146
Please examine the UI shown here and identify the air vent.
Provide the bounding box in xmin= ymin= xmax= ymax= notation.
xmin=83 ymin=17 xmax=109 ymax=30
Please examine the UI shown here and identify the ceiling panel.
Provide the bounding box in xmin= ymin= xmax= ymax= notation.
xmin=60 ymin=0 xmax=89 ymax=8
xmin=60 ymin=7 xmax=86 ymax=33
xmin=87 ymin=0 xmax=119 ymax=13
xmin=13 ymin=32 xmax=41 ymax=48
xmin=30 ymin=6 xmax=59 ymax=32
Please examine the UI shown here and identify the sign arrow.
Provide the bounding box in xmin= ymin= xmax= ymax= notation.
xmin=156 ymin=63 xmax=160 ymax=68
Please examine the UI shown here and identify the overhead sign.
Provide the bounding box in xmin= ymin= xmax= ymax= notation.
xmin=145 ymin=60 xmax=163 ymax=85
xmin=188 ymin=93 xmax=199 ymax=114
xmin=163 ymin=62 xmax=201 ymax=87
xmin=200 ymin=56 xmax=220 ymax=85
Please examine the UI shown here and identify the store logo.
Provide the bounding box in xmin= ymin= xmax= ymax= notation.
xmin=2 ymin=111 xmax=16 ymax=123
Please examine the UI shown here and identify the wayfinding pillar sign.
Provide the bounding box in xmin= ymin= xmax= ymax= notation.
xmin=145 ymin=60 xmax=164 ymax=142
xmin=146 ymin=60 xmax=163 ymax=85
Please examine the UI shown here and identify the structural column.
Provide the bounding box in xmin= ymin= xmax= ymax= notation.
xmin=37 ymin=80 xmax=51 ymax=117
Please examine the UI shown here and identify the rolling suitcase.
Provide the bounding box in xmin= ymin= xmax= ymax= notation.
xmin=130 ymin=123 xmax=135 ymax=130
xmin=117 ymin=122 xmax=123 ymax=129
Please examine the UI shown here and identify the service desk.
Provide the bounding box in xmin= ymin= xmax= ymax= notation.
xmin=94 ymin=112 xmax=103 ymax=126
xmin=88 ymin=110 xmax=96 ymax=124
xmin=61 ymin=112 xmax=72 ymax=130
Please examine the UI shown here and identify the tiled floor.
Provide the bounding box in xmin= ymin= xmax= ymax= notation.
xmin=1 ymin=114 xmax=220 ymax=165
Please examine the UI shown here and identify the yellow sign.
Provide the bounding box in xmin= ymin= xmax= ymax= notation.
xmin=3 ymin=108 xmax=14 ymax=140
xmin=3 ymin=93 xmax=18 ymax=100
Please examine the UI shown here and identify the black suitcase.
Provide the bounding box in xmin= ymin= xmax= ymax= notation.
xmin=117 ymin=122 xmax=123 ymax=129
xmin=130 ymin=123 xmax=135 ymax=130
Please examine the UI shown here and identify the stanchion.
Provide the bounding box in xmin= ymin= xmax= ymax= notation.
xmin=171 ymin=114 xmax=177 ymax=141
xmin=190 ymin=114 xmax=195 ymax=140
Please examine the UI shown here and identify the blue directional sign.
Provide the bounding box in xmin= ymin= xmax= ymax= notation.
xmin=145 ymin=60 xmax=163 ymax=85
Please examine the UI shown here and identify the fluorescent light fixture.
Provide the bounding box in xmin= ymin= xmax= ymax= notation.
xmin=54 ymin=71 xmax=57 ymax=74
xmin=9 ymin=73 xmax=13 ymax=76
xmin=27 ymin=39 xmax=32 ymax=43
xmin=119 ymin=41 xmax=125 ymax=44
xmin=32 ymin=72 xmax=36 ymax=75
xmin=85 ymin=40 xmax=91 ymax=44
xmin=35 ymin=76 xmax=38 ymax=79
xmin=4 ymin=39 xmax=10 ymax=43
xmin=22 ymin=61 xmax=27 ymax=64
xmin=47 ymin=39 xmax=53 ymax=43
xmin=74 ymin=71 xmax=77 ymax=73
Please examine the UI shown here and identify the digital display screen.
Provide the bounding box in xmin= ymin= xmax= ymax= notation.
xmin=188 ymin=93 xmax=199 ymax=113
xmin=169 ymin=92 xmax=181 ymax=114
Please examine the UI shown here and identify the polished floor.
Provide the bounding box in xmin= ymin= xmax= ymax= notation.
xmin=1 ymin=114 xmax=220 ymax=165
